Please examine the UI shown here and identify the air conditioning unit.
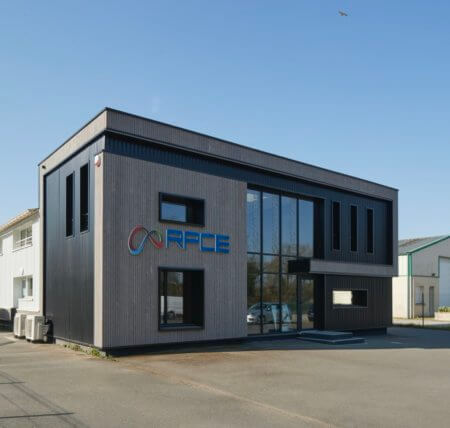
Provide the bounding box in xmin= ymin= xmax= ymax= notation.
xmin=25 ymin=315 xmax=46 ymax=342
xmin=14 ymin=313 xmax=27 ymax=338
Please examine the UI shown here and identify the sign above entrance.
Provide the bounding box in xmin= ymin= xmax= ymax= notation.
xmin=128 ymin=226 xmax=230 ymax=256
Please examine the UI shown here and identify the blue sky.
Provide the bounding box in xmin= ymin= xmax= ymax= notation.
xmin=1 ymin=0 xmax=449 ymax=238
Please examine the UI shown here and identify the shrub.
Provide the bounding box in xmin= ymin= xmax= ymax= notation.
xmin=437 ymin=306 xmax=450 ymax=313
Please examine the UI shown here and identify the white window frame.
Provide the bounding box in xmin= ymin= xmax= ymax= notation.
xmin=20 ymin=276 xmax=33 ymax=300
xmin=14 ymin=225 xmax=33 ymax=250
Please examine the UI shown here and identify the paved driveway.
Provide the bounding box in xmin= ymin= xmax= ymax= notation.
xmin=1 ymin=327 xmax=450 ymax=427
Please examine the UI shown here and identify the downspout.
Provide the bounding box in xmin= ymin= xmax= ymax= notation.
xmin=407 ymin=253 xmax=413 ymax=318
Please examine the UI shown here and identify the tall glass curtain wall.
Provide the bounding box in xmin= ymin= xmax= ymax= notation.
xmin=247 ymin=189 xmax=314 ymax=335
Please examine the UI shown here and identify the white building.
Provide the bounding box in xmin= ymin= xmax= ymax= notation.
xmin=393 ymin=236 xmax=450 ymax=319
xmin=0 ymin=209 xmax=40 ymax=325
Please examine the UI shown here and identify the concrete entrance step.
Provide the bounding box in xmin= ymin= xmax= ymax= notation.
xmin=298 ymin=330 xmax=365 ymax=345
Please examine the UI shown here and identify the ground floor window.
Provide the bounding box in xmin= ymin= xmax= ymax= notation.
xmin=159 ymin=269 xmax=204 ymax=328
xmin=332 ymin=289 xmax=367 ymax=308
xmin=22 ymin=277 xmax=33 ymax=298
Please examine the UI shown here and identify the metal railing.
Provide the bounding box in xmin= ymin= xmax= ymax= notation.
xmin=14 ymin=236 xmax=33 ymax=250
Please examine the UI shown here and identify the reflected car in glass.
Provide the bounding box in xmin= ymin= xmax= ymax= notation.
xmin=246 ymin=303 xmax=292 ymax=325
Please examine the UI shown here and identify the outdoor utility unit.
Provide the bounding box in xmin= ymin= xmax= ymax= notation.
xmin=25 ymin=315 xmax=46 ymax=342
xmin=13 ymin=313 xmax=27 ymax=338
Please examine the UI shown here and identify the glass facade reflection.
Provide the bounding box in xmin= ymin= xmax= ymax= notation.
xmin=281 ymin=275 xmax=297 ymax=332
xmin=263 ymin=193 xmax=279 ymax=254
xmin=299 ymin=199 xmax=314 ymax=257
xmin=247 ymin=188 xmax=315 ymax=335
xmin=246 ymin=190 xmax=261 ymax=253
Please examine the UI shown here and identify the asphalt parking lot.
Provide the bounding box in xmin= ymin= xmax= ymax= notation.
xmin=1 ymin=327 xmax=450 ymax=427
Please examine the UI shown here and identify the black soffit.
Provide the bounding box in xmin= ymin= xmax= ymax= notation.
xmin=287 ymin=258 xmax=312 ymax=274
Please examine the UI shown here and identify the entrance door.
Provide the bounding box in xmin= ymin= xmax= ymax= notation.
xmin=299 ymin=278 xmax=315 ymax=330
xmin=429 ymin=287 xmax=435 ymax=316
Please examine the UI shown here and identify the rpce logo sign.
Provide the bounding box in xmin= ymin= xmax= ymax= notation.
xmin=128 ymin=226 xmax=230 ymax=256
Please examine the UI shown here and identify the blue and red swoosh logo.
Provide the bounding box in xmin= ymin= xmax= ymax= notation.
xmin=128 ymin=226 xmax=164 ymax=255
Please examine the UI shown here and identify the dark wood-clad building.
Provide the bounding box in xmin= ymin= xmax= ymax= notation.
xmin=39 ymin=108 xmax=398 ymax=351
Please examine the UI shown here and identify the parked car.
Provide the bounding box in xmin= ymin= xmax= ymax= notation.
xmin=247 ymin=303 xmax=292 ymax=325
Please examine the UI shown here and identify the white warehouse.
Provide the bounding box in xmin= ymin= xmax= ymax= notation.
xmin=0 ymin=209 xmax=40 ymax=327
xmin=393 ymin=236 xmax=450 ymax=319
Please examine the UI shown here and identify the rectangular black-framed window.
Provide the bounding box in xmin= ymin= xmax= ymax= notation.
xmin=332 ymin=201 xmax=341 ymax=251
xmin=65 ymin=173 xmax=74 ymax=237
xmin=159 ymin=193 xmax=205 ymax=226
xmin=80 ymin=163 xmax=89 ymax=232
xmin=367 ymin=208 xmax=374 ymax=254
xmin=332 ymin=289 xmax=368 ymax=308
xmin=350 ymin=205 xmax=358 ymax=252
xmin=159 ymin=268 xmax=204 ymax=328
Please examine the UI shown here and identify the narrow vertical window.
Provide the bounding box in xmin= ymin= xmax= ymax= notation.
xmin=66 ymin=173 xmax=74 ymax=237
xmin=332 ymin=202 xmax=341 ymax=251
xmin=80 ymin=164 xmax=89 ymax=232
xmin=367 ymin=208 xmax=374 ymax=254
xmin=350 ymin=205 xmax=358 ymax=252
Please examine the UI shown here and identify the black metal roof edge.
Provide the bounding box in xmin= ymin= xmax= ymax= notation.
xmin=38 ymin=106 xmax=398 ymax=193
xmin=105 ymin=107 xmax=399 ymax=193
xmin=105 ymin=129 xmax=394 ymax=203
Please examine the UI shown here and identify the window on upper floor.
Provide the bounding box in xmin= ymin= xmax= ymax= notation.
xmin=66 ymin=173 xmax=74 ymax=237
xmin=159 ymin=193 xmax=205 ymax=226
xmin=80 ymin=164 xmax=89 ymax=232
xmin=14 ymin=226 xmax=32 ymax=250
xmin=332 ymin=202 xmax=341 ymax=251
xmin=367 ymin=208 xmax=374 ymax=254
xmin=350 ymin=205 xmax=358 ymax=252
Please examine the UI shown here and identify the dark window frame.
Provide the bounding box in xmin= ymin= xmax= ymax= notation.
xmin=367 ymin=208 xmax=374 ymax=254
xmin=159 ymin=192 xmax=205 ymax=227
xmin=331 ymin=201 xmax=341 ymax=251
xmin=158 ymin=267 xmax=205 ymax=330
xmin=80 ymin=163 xmax=89 ymax=233
xmin=350 ymin=204 xmax=358 ymax=252
xmin=246 ymin=186 xmax=318 ymax=336
xmin=65 ymin=172 xmax=74 ymax=238
xmin=332 ymin=289 xmax=368 ymax=308
xmin=298 ymin=198 xmax=315 ymax=258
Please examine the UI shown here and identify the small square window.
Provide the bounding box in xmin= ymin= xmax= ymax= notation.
xmin=159 ymin=269 xmax=204 ymax=328
xmin=159 ymin=193 xmax=204 ymax=226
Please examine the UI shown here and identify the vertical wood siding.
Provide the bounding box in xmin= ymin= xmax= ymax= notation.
xmin=106 ymin=137 xmax=393 ymax=266
xmin=102 ymin=153 xmax=247 ymax=348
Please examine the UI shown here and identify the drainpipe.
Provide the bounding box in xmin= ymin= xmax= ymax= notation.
xmin=407 ymin=253 xmax=413 ymax=318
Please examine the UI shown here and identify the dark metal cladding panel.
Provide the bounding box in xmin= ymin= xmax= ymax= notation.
xmin=287 ymin=258 xmax=311 ymax=274
xmin=106 ymin=137 xmax=393 ymax=266
xmin=323 ymin=276 xmax=392 ymax=330
xmin=44 ymin=139 xmax=103 ymax=344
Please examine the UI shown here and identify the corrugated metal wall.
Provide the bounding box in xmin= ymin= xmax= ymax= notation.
xmin=323 ymin=276 xmax=392 ymax=330
xmin=44 ymin=140 xmax=103 ymax=344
